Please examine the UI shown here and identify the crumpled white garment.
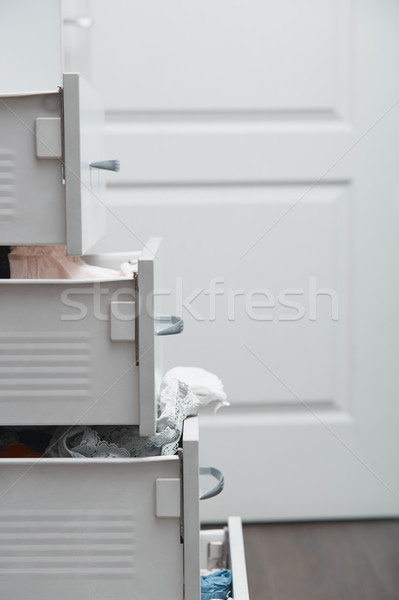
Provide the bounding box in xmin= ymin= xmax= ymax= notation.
xmin=9 ymin=245 xmax=136 ymax=279
xmin=44 ymin=368 xmax=228 ymax=459
xmin=45 ymin=376 xmax=202 ymax=458
xmin=157 ymin=375 xmax=201 ymax=434
xmin=165 ymin=367 xmax=229 ymax=412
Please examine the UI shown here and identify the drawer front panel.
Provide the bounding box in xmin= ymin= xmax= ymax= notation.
xmin=63 ymin=73 xmax=107 ymax=255
xmin=0 ymin=279 xmax=138 ymax=425
xmin=0 ymin=507 xmax=136 ymax=577
xmin=0 ymin=330 xmax=91 ymax=399
xmin=0 ymin=74 xmax=107 ymax=254
xmin=0 ymin=456 xmax=182 ymax=599
xmin=0 ymin=240 xmax=162 ymax=431
xmin=182 ymin=416 xmax=200 ymax=599
xmin=137 ymin=237 xmax=162 ymax=436
xmin=0 ymin=92 xmax=65 ymax=245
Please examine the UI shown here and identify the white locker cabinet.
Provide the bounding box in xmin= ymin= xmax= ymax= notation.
xmin=0 ymin=54 xmax=250 ymax=596
xmin=0 ymin=73 xmax=107 ymax=255
xmin=0 ymin=239 xmax=163 ymax=436
xmin=0 ymin=416 xmax=249 ymax=600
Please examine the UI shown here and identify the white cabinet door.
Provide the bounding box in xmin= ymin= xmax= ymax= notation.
xmin=79 ymin=0 xmax=399 ymax=520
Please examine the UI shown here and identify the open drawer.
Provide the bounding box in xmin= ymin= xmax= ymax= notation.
xmin=0 ymin=454 xmax=184 ymax=599
xmin=0 ymin=419 xmax=248 ymax=599
xmin=0 ymin=238 xmax=167 ymax=436
xmin=0 ymin=417 xmax=197 ymax=599
xmin=0 ymin=74 xmax=109 ymax=255
xmin=0 ymin=416 xmax=239 ymax=600
xmin=200 ymin=517 xmax=250 ymax=600
xmin=181 ymin=418 xmax=250 ymax=600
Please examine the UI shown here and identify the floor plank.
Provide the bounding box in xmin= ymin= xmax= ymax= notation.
xmin=243 ymin=520 xmax=399 ymax=600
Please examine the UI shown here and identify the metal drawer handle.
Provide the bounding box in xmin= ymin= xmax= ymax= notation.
xmin=199 ymin=466 xmax=224 ymax=500
xmin=90 ymin=160 xmax=120 ymax=172
xmin=64 ymin=17 xmax=94 ymax=28
xmin=155 ymin=315 xmax=184 ymax=336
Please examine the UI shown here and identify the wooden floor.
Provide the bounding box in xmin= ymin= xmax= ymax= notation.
xmin=243 ymin=520 xmax=399 ymax=600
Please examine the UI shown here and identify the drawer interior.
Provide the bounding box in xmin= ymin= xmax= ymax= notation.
xmin=200 ymin=517 xmax=250 ymax=600
xmin=0 ymin=419 xmax=200 ymax=599
xmin=0 ymin=239 xmax=162 ymax=435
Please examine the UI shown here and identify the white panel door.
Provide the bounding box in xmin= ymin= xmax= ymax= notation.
xmin=71 ymin=0 xmax=399 ymax=520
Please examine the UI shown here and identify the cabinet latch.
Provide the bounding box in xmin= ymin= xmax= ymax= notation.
xmin=110 ymin=301 xmax=136 ymax=341
xmin=155 ymin=478 xmax=181 ymax=518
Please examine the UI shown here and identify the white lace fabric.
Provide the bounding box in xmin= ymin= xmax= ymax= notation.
xmin=45 ymin=374 xmax=203 ymax=459
xmin=166 ymin=367 xmax=229 ymax=412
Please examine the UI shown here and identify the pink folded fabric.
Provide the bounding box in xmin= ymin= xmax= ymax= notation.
xmin=9 ymin=246 xmax=136 ymax=279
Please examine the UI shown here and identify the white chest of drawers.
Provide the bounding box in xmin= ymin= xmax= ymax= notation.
xmin=0 ymin=72 xmax=249 ymax=600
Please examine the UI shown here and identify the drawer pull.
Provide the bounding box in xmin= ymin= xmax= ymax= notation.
xmin=90 ymin=159 xmax=120 ymax=172
xmin=64 ymin=16 xmax=93 ymax=28
xmin=155 ymin=315 xmax=184 ymax=336
xmin=199 ymin=466 xmax=224 ymax=500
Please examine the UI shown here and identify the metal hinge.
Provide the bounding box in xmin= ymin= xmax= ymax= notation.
xmin=207 ymin=529 xmax=229 ymax=570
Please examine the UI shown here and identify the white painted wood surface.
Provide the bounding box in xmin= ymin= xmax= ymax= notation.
xmin=67 ymin=0 xmax=399 ymax=521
